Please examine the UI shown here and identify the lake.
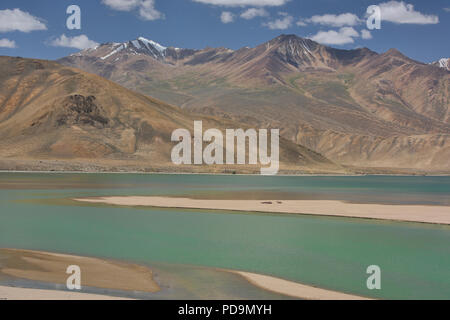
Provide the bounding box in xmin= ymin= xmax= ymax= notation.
xmin=0 ymin=173 xmax=449 ymax=299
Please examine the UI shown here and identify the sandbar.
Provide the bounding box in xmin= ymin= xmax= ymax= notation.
xmin=230 ymin=271 xmax=370 ymax=300
xmin=0 ymin=248 xmax=159 ymax=299
xmin=75 ymin=196 xmax=450 ymax=225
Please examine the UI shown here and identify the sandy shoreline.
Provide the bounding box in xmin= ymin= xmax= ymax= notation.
xmin=75 ymin=196 xmax=450 ymax=225
xmin=0 ymin=249 xmax=159 ymax=300
xmin=0 ymin=286 xmax=132 ymax=300
xmin=1 ymin=170 xmax=449 ymax=176
xmin=230 ymin=271 xmax=369 ymax=300
xmin=0 ymin=249 xmax=370 ymax=300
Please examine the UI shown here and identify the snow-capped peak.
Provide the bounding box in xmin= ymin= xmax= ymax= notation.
xmin=98 ymin=37 xmax=168 ymax=61
xmin=431 ymin=58 xmax=449 ymax=71
xmin=438 ymin=58 xmax=449 ymax=70
xmin=137 ymin=37 xmax=167 ymax=54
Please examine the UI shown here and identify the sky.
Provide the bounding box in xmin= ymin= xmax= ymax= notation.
xmin=0 ymin=0 xmax=449 ymax=63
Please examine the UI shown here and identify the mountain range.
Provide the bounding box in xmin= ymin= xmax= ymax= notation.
xmin=0 ymin=55 xmax=337 ymax=174
xmin=58 ymin=34 xmax=450 ymax=172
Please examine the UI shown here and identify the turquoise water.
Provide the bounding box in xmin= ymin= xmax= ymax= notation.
xmin=0 ymin=173 xmax=449 ymax=299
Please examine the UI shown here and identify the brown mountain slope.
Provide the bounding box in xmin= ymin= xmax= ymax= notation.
xmin=59 ymin=35 xmax=450 ymax=171
xmin=0 ymin=56 xmax=340 ymax=174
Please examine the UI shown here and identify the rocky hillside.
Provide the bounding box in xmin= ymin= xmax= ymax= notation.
xmin=0 ymin=56 xmax=339 ymax=174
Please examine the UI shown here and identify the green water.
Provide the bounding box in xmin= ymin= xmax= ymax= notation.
xmin=0 ymin=173 xmax=449 ymax=299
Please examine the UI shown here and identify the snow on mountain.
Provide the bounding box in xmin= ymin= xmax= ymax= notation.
xmin=101 ymin=43 xmax=126 ymax=60
xmin=138 ymin=37 xmax=167 ymax=55
xmin=431 ymin=58 xmax=449 ymax=71
xmin=95 ymin=37 xmax=169 ymax=61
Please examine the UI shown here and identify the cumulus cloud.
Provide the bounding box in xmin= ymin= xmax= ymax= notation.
xmin=0 ymin=38 xmax=16 ymax=48
xmin=0 ymin=8 xmax=47 ymax=33
xmin=361 ymin=29 xmax=372 ymax=39
xmin=102 ymin=0 xmax=164 ymax=20
xmin=263 ymin=13 xmax=293 ymax=30
xmin=377 ymin=1 xmax=439 ymax=24
xmin=307 ymin=13 xmax=362 ymax=27
xmin=50 ymin=34 xmax=99 ymax=50
xmin=241 ymin=8 xmax=269 ymax=19
xmin=310 ymin=27 xmax=359 ymax=45
xmin=192 ymin=0 xmax=288 ymax=6
xmin=221 ymin=11 xmax=235 ymax=23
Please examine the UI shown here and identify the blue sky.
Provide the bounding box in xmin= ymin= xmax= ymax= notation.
xmin=0 ymin=0 xmax=448 ymax=63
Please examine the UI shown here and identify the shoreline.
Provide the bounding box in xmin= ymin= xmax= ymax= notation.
xmin=75 ymin=196 xmax=450 ymax=225
xmin=0 ymin=286 xmax=132 ymax=300
xmin=1 ymin=170 xmax=449 ymax=177
xmin=0 ymin=249 xmax=159 ymax=300
xmin=228 ymin=271 xmax=370 ymax=300
xmin=0 ymin=249 xmax=371 ymax=300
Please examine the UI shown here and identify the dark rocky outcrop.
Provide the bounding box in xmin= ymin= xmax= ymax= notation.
xmin=57 ymin=95 xmax=109 ymax=128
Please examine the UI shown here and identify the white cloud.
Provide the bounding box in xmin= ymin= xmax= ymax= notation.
xmin=307 ymin=13 xmax=361 ymax=27
xmin=0 ymin=9 xmax=47 ymax=33
xmin=310 ymin=27 xmax=359 ymax=45
xmin=102 ymin=0 xmax=164 ymax=20
xmin=50 ymin=34 xmax=99 ymax=50
xmin=296 ymin=19 xmax=307 ymax=27
xmin=221 ymin=11 xmax=235 ymax=23
xmin=0 ymin=38 xmax=16 ymax=48
xmin=361 ymin=29 xmax=372 ymax=39
xmin=263 ymin=13 xmax=293 ymax=30
xmin=241 ymin=8 xmax=268 ymax=19
xmin=444 ymin=8 xmax=450 ymax=12
xmin=139 ymin=0 xmax=164 ymax=20
xmin=192 ymin=0 xmax=288 ymax=6
xmin=377 ymin=1 xmax=439 ymax=24
xmin=102 ymin=0 xmax=140 ymax=11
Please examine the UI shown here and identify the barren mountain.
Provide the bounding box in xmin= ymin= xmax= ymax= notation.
xmin=59 ymin=35 xmax=450 ymax=172
xmin=0 ymin=56 xmax=339 ymax=174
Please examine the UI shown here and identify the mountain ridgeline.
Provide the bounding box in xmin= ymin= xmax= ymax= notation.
xmin=58 ymin=34 xmax=450 ymax=172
